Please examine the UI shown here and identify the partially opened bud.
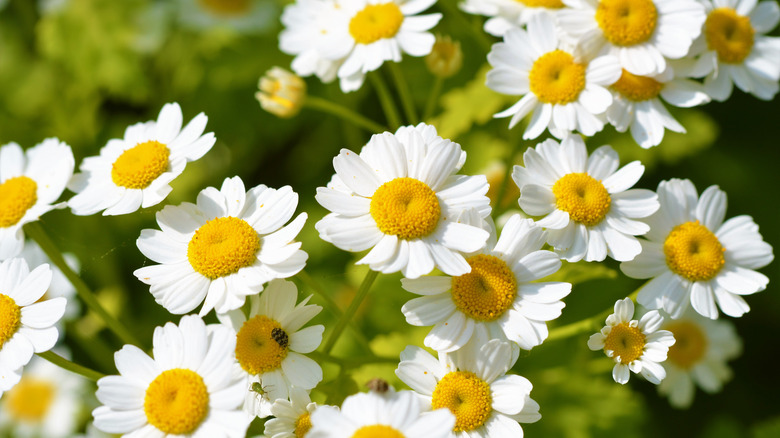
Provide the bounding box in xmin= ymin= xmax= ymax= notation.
xmin=425 ymin=35 xmax=463 ymax=78
xmin=255 ymin=67 xmax=306 ymax=118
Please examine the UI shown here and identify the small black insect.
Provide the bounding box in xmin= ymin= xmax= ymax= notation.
xmin=365 ymin=378 xmax=389 ymax=394
xmin=271 ymin=327 xmax=289 ymax=348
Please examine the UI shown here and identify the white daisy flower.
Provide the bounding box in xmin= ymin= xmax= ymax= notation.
xmin=658 ymin=309 xmax=742 ymax=408
xmin=0 ymin=139 xmax=74 ymax=260
xmin=315 ymin=123 xmax=491 ymax=279
xmin=217 ymin=279 xmax=324 ymax=418
xmin=606 ymin=67 xmax=710 ymax=148
xmin=487 ymin=12 xmax=622 ymax=139
xmin=308 ymin=387 xmax=455 ymax=438
xmin=93 ymin=315 xmax=253 ymax=438
xmin=68 ymin=102 xmax=216 ymax=216
xmin=0 ymin=258 xmax=64 ymax=396
xmin=512 ymin=135 xmax=659 ymax=262
xmin=264 ymin=386 xmax=327 ymax=438
xmin=178 ymin=0 xmax=278 ymax=34
xmin=401 ymin=214 xmax=571 ymax=353
xmin=460 ymin=0 xmax=566 ymax=36
xmin=557 ymin=0 xmax=706 ymax=76
xmin=134 ymin=176 xmax=308 ymax=316
xmin=588 ymin=297 xmax=675 ymax=384
xmin=396 ymin=338 xmax=541 ymax=437
xmin=621 ymin=179 xmax=774 ymax=319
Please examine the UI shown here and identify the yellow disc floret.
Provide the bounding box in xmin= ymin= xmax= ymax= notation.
xmin=111 ymin=140 xmax=170 ymax=189
xmin=529 ymin=50 xmax=587 ymax=105
xmin=705 ymin=8 xmax=755 ymax=64
xmin=596 ymin=0 xmax=658 ymax=46
xmin=551 ymin=173 xmax=611 ymax=226
xmin=294 ymin=412 xmax=313 ymax=437
xmin=451 ymin=254 xmax=518 ymax=322
xmin=0 ymin=293 xmax=22 ymax=349
xmin=515 ymin=0 xmax=565 ymax=8
xmin=370 ymin=177 xmax=441 ymax=240
xmin=352 ymin=425 xmax=406 ymax=438
xmin=144 ymin=369 xmax=210 ymax=435
xmin=198 ymin=0 xmax=251 ymax=16
xmin=349 ymin=3 xmax=404 ymax=45
xmin=5 ymin=377 xmax=56 ymax=422
xmin=665 ymin=320 xmax=707 ymax=369
xmin=0 ymin=176 xmax=38 ymax=228
xmin=431 ymin=371 xmax=492 ymax=432
xmin=235 ymin=315 xmax=289 ymax=375
xmin=604 ymin=322 xmax=646 ymax=364
xmin=612 ymin=69 xmax=664 ymax=101
xmin=187 ymin=216 xmax=261 ymax=279
xmin=663 ymin=221 xmax=725 ymax=282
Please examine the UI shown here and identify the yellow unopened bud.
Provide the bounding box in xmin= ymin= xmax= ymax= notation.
xmin=255 ymin=67 xmax=306 ymax=118
xmin=425 ymin=35 xmax=463 ymax=78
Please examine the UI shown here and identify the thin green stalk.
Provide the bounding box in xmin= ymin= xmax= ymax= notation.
xmin=546 ymin=287 xmax=644 ymax=342
xmin=388 ymin=62 xmax=418 ymax=124
xmin=37 ymin=351 xmax=106 ymax=382
xmin=321 ymin=270 xmax=380 ymax=354
xmin=24 ymin=222 xmax=142 ymax=347
xmin=422 ymin=76 xmax=444 ymax=122
xmin=493 ymin=136 xmax=524 ymax=216
xmin=369 ymin=73 xmax=402 ymax=130
xmin=305 ymin=96 xmax=388 ymax=133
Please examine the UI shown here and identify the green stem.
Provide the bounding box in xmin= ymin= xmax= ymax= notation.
xmin=493 ymin=136 xmax=524 ymax=217
xmin=546 ymin=287 xmax=643 ymax=342
xmin=36 ymin=351 xmax=106 ymax=382
xmin=422 ymin=76 xmax=444 ymax=122
xmin=369 ymin=72 xmax=402 ymax=130
xmin=321 ymin=269 xmax=380 ymax=354
xmin=305 ymin=96 xmax=388 ymax=133
xmin=24 ymin=222 xmax=142 ymax=347
xmin=388 ymin=62 xmax=418 ymax=124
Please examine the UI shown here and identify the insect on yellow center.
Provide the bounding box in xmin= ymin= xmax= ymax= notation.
xmin=529 ymin=50 xmax=587 ymax=105
xmin=664 ymin=320 xmax=707 ymax=369
xmin=235 ymin=315 xmax=289 ymax=375
xmin=187 ymin=216 xmax=261 ymax=280
xmin=451 ymin=254 xmax=517 ymax=322
xmin=111 ymin=140 xmax=170 ymax=189
xmin=705 ymin=8 xmax=755 ymax=64
xmin=351 ymin=425 xmax=406 ymax=438
xmin=611 ymin=69 xmax=664 ymax=101
xmin=0 ymin=293 xmax=22 ymax=349
xmin=0 ymin=176 xmax=38 ymax=228
xmin=5 ymin=377 xmax=56 ymax=422
xmin=431 ymin=371 xmax=492 ymax=432
xmin=144 ymin=369 xmax=210 ymax=435
xmin=370 ymin=177 xmax=441 ymax=240
xmin=663 ymin=221 xmax=725 ymax=282
xmin=294 ymin=412 xmax=313 ymax=437
xmin=604 ymin=322 xmax=646 ymax=364
xmin=514 ymin=0 xmax=565 ymax=8
xmin=551 ymin=173 xmax=611 ymax=226
xmin=349 ymin=3 xmax=404 ymax=45
xmin=596 ymin=0 xmax=658 ymax=46
xmin=198 ymin=0 xmax=251 ymax=16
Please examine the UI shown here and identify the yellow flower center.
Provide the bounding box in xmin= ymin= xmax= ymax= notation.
xmin=596 ymin=0 xmax=658 ymax=46
xmin=431 ymin=371 xmax=492 ymax=432
xmin=187 ymin=216 xmax=261 ymax=280
xmin=663 ymin=221 xmax=725 ymax=282
xmin=705 ymin=8 xmax=755 ymax=64
xmin=144 ymin=369 xmax=210 ymax=435
xmin=664 ymin=320 xmax=707 ymax=369
xmin=514 ymin=0 xmax=564 ymax=8
xmin=294 ymin=412 xmax=313 ymax=437
xmin=235 ymin=315 xmax=289 ymax=375
xmin=0 ymin=293 xmax=22 ymax=349
xmin=604 ymin=322 xmax=646 ymax=364
xmin=611 ymin=69 xmax=664 ymax=101
xmin=111 ymin=140 xmax=170 ymax=189
xmin=349 ymin=3 xmax=404 ymax=45
xmin=529 ymin=50 xmax=587 ymax=105
xmin=551 ymin=173 xmax=611 ymax=226
xmin=451 ymin=254 xmax=518 ymax=322
xmin=4 ymin=377 xmax=56 ymax=422
xmin=370 ymin=177 xmax=441 ymax=240
xmin=352 ymin=425 xmax=406 ymax=438
xmin=0 ymin=176 xmax=38 ymax=228
xmin=198 ymin=0 xmax=251 ymax=16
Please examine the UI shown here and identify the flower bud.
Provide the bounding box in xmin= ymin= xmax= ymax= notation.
xmin=425 ymin=35 xmax=463 ymax=78
xmin=255 ymin=67 xmax=306 ymax=118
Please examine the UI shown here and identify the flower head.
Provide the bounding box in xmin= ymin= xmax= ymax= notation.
xmin=257 ymin=67 xmax=307 ymax=118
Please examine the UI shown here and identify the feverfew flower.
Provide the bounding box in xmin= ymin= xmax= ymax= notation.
xmin=0 ymin=139 xmax=74 ymax=260
xmin=68 ymin=103 xmax=215 ymax=216
xmin=588 ymin=298 xmax=675 ymax=384
xmin=134 ymin=176 xmax=308 ymax=316
xmin=621 ymin=179 xmax=774 ymax=319
xmin=279 ymin=0 xmax=345 ymax=84
xmin=315 ymin=123 xmax=491 ymax=279
xmin=264 ymin=387 xmax=328 ymax=438
xmin=401 ymin=214 xmax=571 ymax=352
xmin=256 ymin=67 xmax=307 ymax=119
xmin=460 ymin=0 xmax=566 ymax=36
xmin=487 ymin=13 xmax=622 ymax=139
xmin=512 ymin=135 xmax=659 ymax=262
xmin=93 ymin=315 xmax=252 ymax=438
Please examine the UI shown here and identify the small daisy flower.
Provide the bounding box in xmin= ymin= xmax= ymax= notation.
xmin=461 ymin=0 xmax=566 ymax=36
xmin=308 ymin=387 xmax=455 ymax=438
xmin=487 ymin=12 xmax=622 ymax=139
xmin=93 ymin=315 xmax=252 ymax=438
xmin=218 ymin=279 xmax=324 ymax=418
xmin=588 ymin=297 xmax=676 ymax=384
xmin=256 ymin=67 xmax=307 ymax=119
xmin=0 ymin=139 xmax=74 ymax=260
xmin=401 ymin=214 xmax=572 ymax=353
xmin=396 ymin=338 xmax=541 ymax=437
xmin=264 ymin=387 xmax=328 ymax=438
xmin=134 ymin=176 xmax=308 ymax=316
xmin=557 ymin=0 xmax=706 ymax=76
xmin=68 ymin=102 xmax=216 ymax=216
xmin=512 ymin=135 xmax=659 ymax=262
xmin=315 ymin=123 xmax=491 ymax=279
xmin=178 ymin=0 xmax=277 ymax=33
xmin=0 ymin=258 xmax=64 ymax=395
xmin=621 ymin=179 xmax=774 ymax=319
xmin=658 ymin=309 xmax=742 ymax=408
